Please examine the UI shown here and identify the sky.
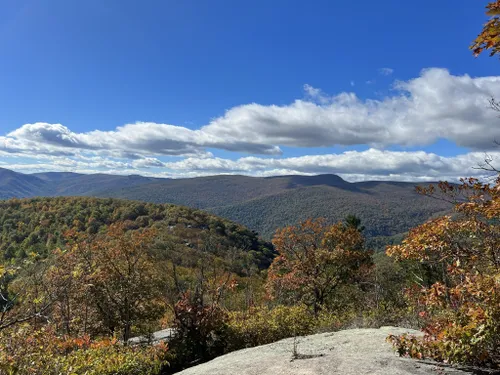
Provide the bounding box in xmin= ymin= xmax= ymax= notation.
xmin=1 ymin=0 xmax=500 ymax=182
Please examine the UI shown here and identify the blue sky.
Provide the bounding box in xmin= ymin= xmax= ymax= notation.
xmin=1 ymin=0 xmax=500 ymax=181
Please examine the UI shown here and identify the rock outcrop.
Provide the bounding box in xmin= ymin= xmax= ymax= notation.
xmin=176 ymin=326 xmax=477 ymax=375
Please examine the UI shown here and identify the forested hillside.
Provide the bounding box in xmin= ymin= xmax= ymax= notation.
xmin=0 ymin=197 xmax=275 ymax=269
xmin=0 ymin=169 xmax=452 ymax=248
xmin=96 ymin=174 xmax=351 ymax=209
xmin=33 ymin=172 xmax=159 ymax=196
xmin=1 ymin=180 xmax=499 ymax=374
xmin=98 ymin=175 xmax=452 ymax=247
xmin=0 ymin=197 xmax=274 ymax=373
xmin=0 ymin=168 xmax=47 ymax=200
xmin=0 ymin=168 xmax=160 ymax=199
xmin=209 ymin=183 xmax=451 ymax=240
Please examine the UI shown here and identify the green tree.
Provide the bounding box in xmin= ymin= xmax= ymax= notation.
xmin=344 ymin=214 xmax=365 ymax=232
xmin=0 ymin=257 xmax=53 ymax=331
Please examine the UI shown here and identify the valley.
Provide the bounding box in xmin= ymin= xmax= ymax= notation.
xmin=0 ymin=168 xmax=452 ymax=248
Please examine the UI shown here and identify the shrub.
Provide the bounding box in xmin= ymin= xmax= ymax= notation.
xmin=387 ymin=178 xmax=500 ymax=368
xmin=226 ymin=305 xmax=316 ymax=350
xmin=168 ymin=290 xmax=229 ymax=370
xmin=0 ymin=325 xmax=170 ymax=375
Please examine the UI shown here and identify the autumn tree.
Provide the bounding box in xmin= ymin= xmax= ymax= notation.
xmin=44 ymin=244 xmax=102 ymax=336
xmin=387 ymin=177 xmax=500 ymax=367
xmin=57 ymin=224 xmax=167 ymax=342
xmin=0 ymin=256 xmax=53 ymax=331
xmin=472 ymin=1 xmax=500 ymax=57
xmin=168 ymin=254 xmax=237 ymax=368
xmin=266 ymin=218 xmax=373 ymax=315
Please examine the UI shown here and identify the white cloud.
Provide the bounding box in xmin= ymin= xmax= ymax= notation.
xmin=158 ymin=149 xmax=497 ymax=181
xmin=303 ymin=84 xmax=322 ymax=98
xmin=379 ymin=67 xmax=394 ymax=76
xmin=131 ymin=158 xmax=166 ymax=169
xmin=2 ymin=68 xmax=500 ymax=181
xmin=3 ymin=68 xmax=500 ymax=158
xmin=4 ymin=122 xmax=281 ymax=159
xmin=204 ymin=68 xmax=500 ymax=150
xmin=3 ymin=149 xmax=498 ymax=182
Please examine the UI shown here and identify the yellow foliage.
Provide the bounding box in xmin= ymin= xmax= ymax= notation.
xmin=388 ymin=177 xmax=500 ymax=368
xmin=472 ymin=1 xmax=500 ymax=57
xmin=226 ymin=305 xmax=316 ymax=350
xmin=0 ymin=325 xmax=170 ymax=375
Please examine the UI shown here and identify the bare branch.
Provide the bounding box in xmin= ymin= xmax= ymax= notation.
xmin=472 ymin=153 xmax=500 ymax=173
xmin=0 ymin=300 xmax=54 ymax=331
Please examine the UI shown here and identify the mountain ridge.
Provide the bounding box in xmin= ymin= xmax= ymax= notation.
xmin=0 ymin=168 xmax=452 ymax=246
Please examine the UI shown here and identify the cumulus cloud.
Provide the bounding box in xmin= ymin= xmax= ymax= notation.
xmin=303 ymin=84 xmax=322 ymax=98
xmin=159 ymin=149 xmax=497 ymax=181
xmin=204 ymin=68 xmax=500 ymax=150
xmin=3 ymin=68 xmax=500 ymax=160
xmin=3 ymin=122 xmax=281 ymax=160
xmin=2 ymin=68 xmax=500 ymax=181
xmin=4 ymin=149 xmax=498 ymax=182
xmin=131 ymin=158 xmax=166 ymax=169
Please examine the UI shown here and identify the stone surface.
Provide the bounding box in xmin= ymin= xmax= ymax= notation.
xmin=175 ymin=326 xmax=476 ymax=375
xmin=128 ymin=328 xmax=174 ymax=345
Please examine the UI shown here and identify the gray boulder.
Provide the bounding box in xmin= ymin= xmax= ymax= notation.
xmin=128 ymin=328 xmax=175 ymax=345
xmin=176 ymin=326 xmax=476 ymax=375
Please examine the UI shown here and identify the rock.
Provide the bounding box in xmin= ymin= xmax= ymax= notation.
xmin=175 ymin=326 xmax=474 ymax=375
xmin=128 ymin=328 xmax=174 ymax=345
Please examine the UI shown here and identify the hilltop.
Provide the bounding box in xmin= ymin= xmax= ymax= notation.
xmin=0 ymin=196 xmax=275 ymax=269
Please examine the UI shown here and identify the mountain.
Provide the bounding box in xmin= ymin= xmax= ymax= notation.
xmin=33 ymin=172 xmax=159 ymax=196
xmin=0 ymin=168 xmax=452 ymax=247
xmin=0 ymin=168 xmax=47 ymax=199
xmin=0 ymin=169 xmax=160 ymax=198
xmin=95 ymin=174 xmax=452 ymax=244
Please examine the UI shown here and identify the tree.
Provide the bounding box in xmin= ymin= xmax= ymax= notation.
xmin=65 ymin=224 xmax=167 ymax=342
xmin=168 ymin=257 xmax=236 ymax=368
xmin=0 ymin=256 xmax=53 ymax=331
xmin=471 ymin=1 xmax=500 ymax=57
xmin=344 ymin=214 xmax=365 ymax=232
xmin=266 ymin=218 xmax=373 ymax=315
xmin=387 ymin=177 xmax=500 ymax=367
xmin=44 ymin=245 xmax=101 ymax=336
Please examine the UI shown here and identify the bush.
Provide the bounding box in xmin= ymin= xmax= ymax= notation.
xmin=388 ymin=310 xmax=500 ymax=368
xmin=226 ymin=305 xmax=316 ymax=350
xmin=167 ymin=291 xmax=229 ymax=371
xmin=387 ymin=178 xmax=500 ymax=368
xmin=0 ymin=325 xmax=170 ymax=375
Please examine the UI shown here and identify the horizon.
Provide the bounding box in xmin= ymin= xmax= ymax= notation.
xmin=1 ymin=165 xmax=446 ymax=184
xmin=1 ymin=1 xmax=500 ymax=182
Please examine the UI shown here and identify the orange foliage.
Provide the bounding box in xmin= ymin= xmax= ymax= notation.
xmin=472 ymin=1 xmax=500 ymax=57
xmin=388 ymin=177 xmax=500 ymax=368
xmin=0 ymin=325 xmax=169 ymax=375
xmin=266 ymin=219 xmax=373 ymax=315
xmin=46 ymin=224 xmax=166 ymax=341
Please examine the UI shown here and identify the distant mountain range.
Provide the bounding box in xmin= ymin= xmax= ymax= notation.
xmin=0 ymin=167 xmax=452 ymax=248
xmin=0 ymin=168 xmax=157 ymax=199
